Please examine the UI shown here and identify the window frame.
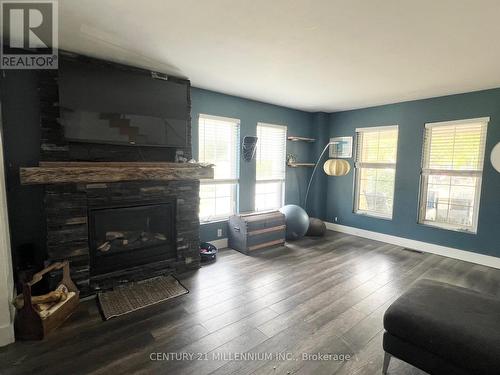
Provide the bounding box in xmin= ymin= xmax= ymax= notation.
xmin=353 ymin=125 xmax=399 ymax=220
xmin=417 ymin=117 xmax=489 ymax=234
xmin=198 ymin=114 xmax=240 ymax=223
xmin=255 ymin=122 xmax=287 ymax=212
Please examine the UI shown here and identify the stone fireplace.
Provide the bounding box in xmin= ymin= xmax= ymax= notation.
xmin=20 ymin=162 xmax=213 ymax=296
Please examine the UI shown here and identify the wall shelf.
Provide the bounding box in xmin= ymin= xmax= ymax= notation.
xmin=287 ymin=162 xmax=315 ymax=168
xmin=287 ymin=136 xmax=316 ymax=143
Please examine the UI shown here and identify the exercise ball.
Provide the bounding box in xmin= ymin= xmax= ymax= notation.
xmin=323 ymin=159 xmax=350 ymax=176
xmin=306 ymin=217 xmax=326 ymax=237
xmin=279 ymin=204 xmax=309 ymax=241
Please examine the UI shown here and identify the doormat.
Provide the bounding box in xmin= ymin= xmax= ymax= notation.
xmin=97 ymin=275 xmax=188 ymax=320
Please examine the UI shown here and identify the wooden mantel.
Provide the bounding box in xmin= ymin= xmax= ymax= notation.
xmin=20 ymin=161 xmax=214 ymax=185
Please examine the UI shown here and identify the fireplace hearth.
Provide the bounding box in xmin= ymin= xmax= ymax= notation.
xmin=89 ymin=202 xmax=176 ymax=276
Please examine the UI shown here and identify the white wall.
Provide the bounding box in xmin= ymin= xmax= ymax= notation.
xmin=0 ymin=117 xmax=15 ymax=346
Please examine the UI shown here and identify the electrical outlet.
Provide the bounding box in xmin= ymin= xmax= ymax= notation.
xmin=334 ymin=216 xmax=339 ymax=223
xmin=217 ymin=229 xmax=223 ymax=237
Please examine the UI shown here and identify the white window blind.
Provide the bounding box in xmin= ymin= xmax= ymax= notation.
xmin=354 ymin=126 xmax=398 ymax=219
xmin=418 ymin=118 xmax=488 ymax=233
xmin=255 ymin=123 xmax=287 ymax=211
xmin=198 ymin=114 xmax=240 ymax=222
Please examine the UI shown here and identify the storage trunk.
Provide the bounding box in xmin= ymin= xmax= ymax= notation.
xmin=228 ymin=211 xmax=286 ymax=254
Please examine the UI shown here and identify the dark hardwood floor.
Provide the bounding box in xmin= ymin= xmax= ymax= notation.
xmin=2 ymin=230 xmax=500 ymax=375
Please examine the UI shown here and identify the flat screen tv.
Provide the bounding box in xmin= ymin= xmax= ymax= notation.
xmin=58 ymin=57 xmax=189 ymax=147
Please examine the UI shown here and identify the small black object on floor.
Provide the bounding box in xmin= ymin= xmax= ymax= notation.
xmin=200 ymin=242 xmax=218 ymax=262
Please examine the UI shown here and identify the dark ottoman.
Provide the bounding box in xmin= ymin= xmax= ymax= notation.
xmin=382 ymin=279 xmax=500 ymax=375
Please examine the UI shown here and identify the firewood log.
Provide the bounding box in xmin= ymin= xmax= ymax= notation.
xmin=155 ymin=233 xmax=167 ymax=241
xmin=13 ymin=290 xmax=68 ymax=309
xmin=106 ymin=231 xmax=124 ymax=240
xmin=97 ymin=241 xmax=111 ymax=252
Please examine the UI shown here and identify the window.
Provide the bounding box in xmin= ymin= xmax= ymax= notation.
xmin=354 ymin=126 xmax=399 ymax=219
xmin=255 ymin=123 xmax=287 ymax=211
xmin=198 ymin=114 xmax=240 ymax=222
xmin=418 ymin=118 xmax=488 ymax=233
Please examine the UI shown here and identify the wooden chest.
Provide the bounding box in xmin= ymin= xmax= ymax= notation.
xmin=228 ymin=211 xmax=286 ymax=254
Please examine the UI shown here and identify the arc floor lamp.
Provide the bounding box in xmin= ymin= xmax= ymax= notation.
xmin=303 ymin=140 xmax=351 ymax=211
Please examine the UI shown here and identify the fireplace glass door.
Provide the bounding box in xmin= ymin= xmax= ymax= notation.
xmin=89 ymin=202 xmax=175 ymax=275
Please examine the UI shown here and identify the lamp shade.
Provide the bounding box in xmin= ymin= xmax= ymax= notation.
xmin=323 ymin=159 xmax=350 ymax=176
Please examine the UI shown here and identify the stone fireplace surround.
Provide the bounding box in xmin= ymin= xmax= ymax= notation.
xmin=19 ymin=162 xmax=213 ymax=297
xmin=44 ymin=178 xmax=201 ymax=296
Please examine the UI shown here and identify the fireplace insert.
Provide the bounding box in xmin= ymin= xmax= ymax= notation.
xmin=89 ymin=201 xmax=176 ymax=276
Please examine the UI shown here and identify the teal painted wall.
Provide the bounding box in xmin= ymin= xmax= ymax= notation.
xmin=326 ymin=88 xmax=500 ymax=257
xmin=191 ymin=88 xmax=322 ymax=242
xmin=193 ymin=86 xmax=500 ymax=259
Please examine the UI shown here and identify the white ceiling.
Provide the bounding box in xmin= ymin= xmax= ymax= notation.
xmin=59 ymin=0 xmax=500 ymax=112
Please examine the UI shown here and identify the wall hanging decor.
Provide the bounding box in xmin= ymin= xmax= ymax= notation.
xmin=491 ymin=142 xmax=500 ymax=173
xmin=329 ymin=136 xmax=353 ymax=158
xmin=242 ymin=136 xmax=258 ymax=162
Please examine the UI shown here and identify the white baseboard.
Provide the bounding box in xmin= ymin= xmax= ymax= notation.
xmin=325 ymin=222 xmax=500 ymax=270
xmin=207 ymin=238 xmax=228 ymax=249
xmin=0 ymin=322 xmax=14 ymax=347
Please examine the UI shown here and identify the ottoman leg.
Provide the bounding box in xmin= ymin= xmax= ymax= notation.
xmin=382 ymin=352 xmax=391 ymax=374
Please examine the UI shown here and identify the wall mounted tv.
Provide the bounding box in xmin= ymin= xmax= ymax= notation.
xmin=58 ymin=56 xmax=189 ymax=148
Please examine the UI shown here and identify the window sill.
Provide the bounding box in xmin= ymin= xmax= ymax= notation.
xmin=418 ymin=220 xmax=477 ymax=235
xmin=354 ymin=210 xmax=393 ymax=221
